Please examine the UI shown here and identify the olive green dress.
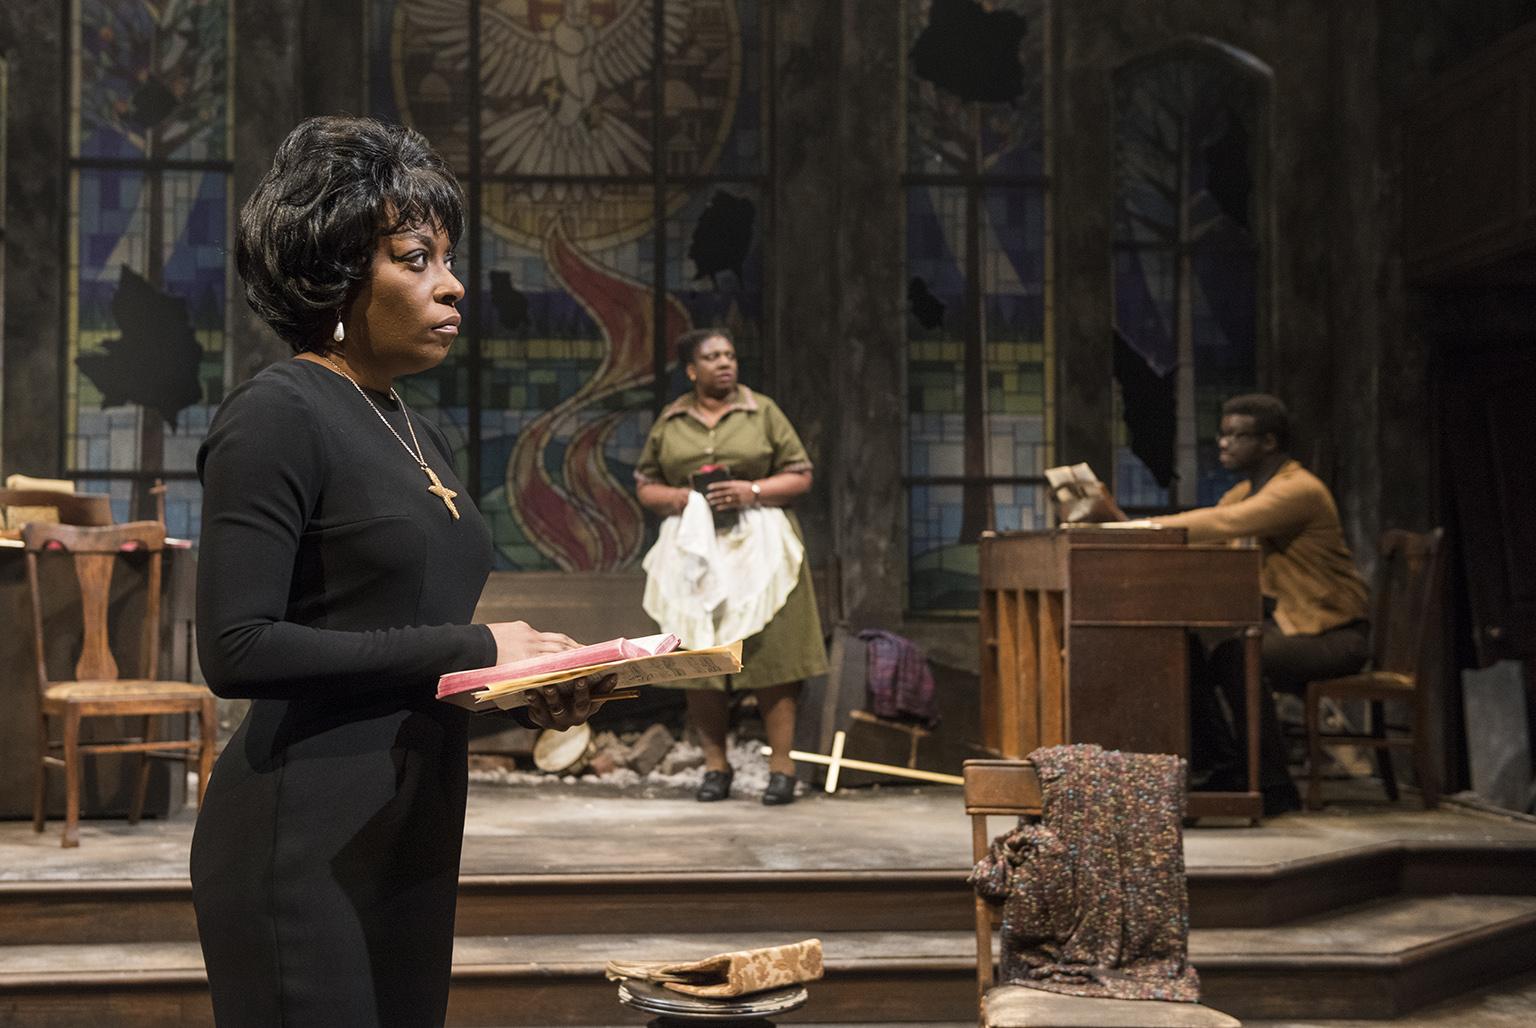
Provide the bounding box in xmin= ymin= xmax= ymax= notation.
xmin=635 ymin=386 xmax=827 ymax=689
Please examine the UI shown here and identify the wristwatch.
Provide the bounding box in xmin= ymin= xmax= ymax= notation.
xmin=750 ymin=481 xmax=762 ymax=506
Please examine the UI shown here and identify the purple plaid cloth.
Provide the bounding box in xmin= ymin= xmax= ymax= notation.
xmin=857 ymin=629 xmax=940 ymax=727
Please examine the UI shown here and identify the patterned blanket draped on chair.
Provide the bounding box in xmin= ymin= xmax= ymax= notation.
xmin=970 ymin=743 xmax=1201 ymax=1002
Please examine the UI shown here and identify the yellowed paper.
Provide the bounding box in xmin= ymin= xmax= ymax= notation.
xmin=471 ymin=641 xmax=744 ymax=711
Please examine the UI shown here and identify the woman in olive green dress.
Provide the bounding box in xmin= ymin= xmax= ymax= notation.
xmin=635 ymin=329 xmax=827 ymax=805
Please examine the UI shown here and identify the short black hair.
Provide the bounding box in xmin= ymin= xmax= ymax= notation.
xmin=236 ymin=115 xmax=465 ymax=353
xmin=1222 ymin=393 xmax=1291 ymax=450
xmin=676 ymin=327 xmax=733 ymax=366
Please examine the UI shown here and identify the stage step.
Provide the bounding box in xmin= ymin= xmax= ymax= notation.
xmin=9 ymin=839 xmax=1535 ymax=948
xmin=1195 ymin=893 xmax=1536 ymax=1021
xmin=3 ymin=896 xmax=1535 ymax=1026
xmin=0 ymin=870 xmax=974 ymax=947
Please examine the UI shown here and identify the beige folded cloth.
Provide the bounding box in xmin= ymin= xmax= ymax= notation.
xmin=5 ymin=474 xmax=75 ymax=493
xmin=605 ymin=938 xmax=823 ymax=998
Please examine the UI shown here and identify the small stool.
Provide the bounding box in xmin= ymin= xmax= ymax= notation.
xmin=617 ymin=979 xmax=808 ymax=1027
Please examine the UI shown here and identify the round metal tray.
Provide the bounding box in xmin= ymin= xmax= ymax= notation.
xmin=617 ymin=979 xmax=809 ymax=1019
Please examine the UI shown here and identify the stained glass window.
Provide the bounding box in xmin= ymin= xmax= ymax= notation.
xmin=371 ymin=0 xmax=770 ymax=571
xmin=1112 ymin=44 xmax=1267 ymax=510
xmin=66 ymin=0 xmax=234 ymax=537
xmin=904 ymin=0 xmax=1053 ymax=612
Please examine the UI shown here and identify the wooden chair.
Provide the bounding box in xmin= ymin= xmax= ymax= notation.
xmin=0 ymin=488 xmax=113 ymax=530
xmin=1304 ymin=528 xmax=1446 ymax=810
xmin=25 ymin=521 xmax=216 ymax=848
xmin=964 ymin=759 xmax=1240 ymax=1027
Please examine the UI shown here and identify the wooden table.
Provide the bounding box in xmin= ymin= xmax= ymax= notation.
xmin=979 ymin=526 xmax=1263 ymax=820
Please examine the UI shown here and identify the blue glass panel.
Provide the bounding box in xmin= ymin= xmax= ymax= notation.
xmin=991 ymin=482 xmax=1047 ymax=534
xmin=72 ymin=170 xmax=227 ymax=477
xmin=906 ymin=184 xmax=966 ymax=501
xmin=1112 ymin=51 xmax=1260 ymax=508
xmin=76 ymin=0 xmax=230 ymax=160
xmin=905 ymin=177 xmax=1052 ymax=610
xmin=908 ymin=485 xmax=977 ymax=612
xmin=981 ymin=186 xmax=1047 ymax=478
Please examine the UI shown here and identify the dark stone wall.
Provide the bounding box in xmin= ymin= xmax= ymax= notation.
xmin=0 ymin=5 xmax=65 ymax=479
xmin=771 ymin=0 xmax=843 ymax=590
xmin=301 ymin=0 xmax=367 ymax=119
xmin=230 ymin=0 xmax=303 ymax=379
xmin=230 ymin=0 xmax=366 ymax=379
xmin=773 ymin=0 xmax=905 ymax=627
xmin=1368 ymin=0 xmax=1536 ymax=544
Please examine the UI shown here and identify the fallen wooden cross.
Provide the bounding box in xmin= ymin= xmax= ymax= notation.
xmin=762 ymin=730 xmax=964 ymax=792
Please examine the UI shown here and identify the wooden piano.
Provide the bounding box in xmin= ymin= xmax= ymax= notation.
xmin=978 ymin=525 xmax=1263 ymax=820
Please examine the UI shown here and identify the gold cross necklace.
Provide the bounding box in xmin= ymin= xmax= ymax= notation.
xmin=321 ymin=354 xmax=460 ymax=519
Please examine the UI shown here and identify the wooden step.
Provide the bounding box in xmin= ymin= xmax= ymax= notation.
xmin=5 ymin=896 xmax=1534 ymax=1025
xmin=1191 ymin=840 xmax=1536 ymax=927
xmin=1194 ymin=894 xmax=1536 ymax=1020
xmin=9 ymin=838 xmax=1534 ymax=947
xmin=0 ymin=870 xmax=972 ymax=947
xmin=0 ymin=931 xmax=976 ymax=1027
xmin=455 ymin=870 xmax=972 ymax=938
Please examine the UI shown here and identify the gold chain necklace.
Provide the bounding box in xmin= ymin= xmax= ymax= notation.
xmin=320 ymin=355 xmax=460 ymax=519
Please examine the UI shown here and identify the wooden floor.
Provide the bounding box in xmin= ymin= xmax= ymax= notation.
xmin=3 ymin=779 xmax=1536 ymax=1026
xmin=8 ymin=777 xmax=1536 ymax=882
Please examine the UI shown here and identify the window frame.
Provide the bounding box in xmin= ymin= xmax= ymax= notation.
xmin=901 ymin=0 xmax=1057 ymax=616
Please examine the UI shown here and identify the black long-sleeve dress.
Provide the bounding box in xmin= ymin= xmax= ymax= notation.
xmin=191 ymin=359 xmax=497 ymax=1027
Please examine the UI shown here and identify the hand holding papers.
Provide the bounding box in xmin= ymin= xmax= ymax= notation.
xmin=1045 ymin=463 xmax=1131 ymax=524
xmin=437 ymin=633 xmax=744 ymax=712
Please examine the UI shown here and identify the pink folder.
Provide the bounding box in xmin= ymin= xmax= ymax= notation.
xmin=436 ymin=633 xmax=681 ymax=701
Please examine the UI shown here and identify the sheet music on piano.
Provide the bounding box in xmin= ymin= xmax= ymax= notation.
xmin=1044 ymin=463 xmax=1157 ymax=526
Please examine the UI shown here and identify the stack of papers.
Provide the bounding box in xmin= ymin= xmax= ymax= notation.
xmin=437 ymin=633 xmax=744 ymax=712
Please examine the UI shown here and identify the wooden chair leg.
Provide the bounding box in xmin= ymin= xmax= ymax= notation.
xmin=129 ymin=715 xmax=155 ymax=824
xmin=33 ymin=715 xmax=49 ymax=833
xmin=197 ymin=698 xmax=216 ymax=807
xmin=61 ymin=710 xmax=82 ymax=849
xmin=1304 ymin=683 xmax=1324 ymax=810
xmin=1370 ymin=700 xmax=1399 ymax=802
xmin=180 ymin=712 xmax=194 ymax=808
xmin=1412 ymin=725 xmax=1439 ymax=809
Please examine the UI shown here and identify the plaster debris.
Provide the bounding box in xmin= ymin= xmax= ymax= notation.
xmin=469 ymin=731 xmax=785 ymax=798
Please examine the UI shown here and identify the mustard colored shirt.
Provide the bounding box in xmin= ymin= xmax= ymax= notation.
xmin=1152 ymin=460 xmax=1369 ymax=636
xmin=633 ymin=386 xmax=813 ymax=488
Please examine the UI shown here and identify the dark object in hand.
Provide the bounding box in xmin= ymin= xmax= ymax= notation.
xmin=690 ymin=464 xmax=738 ymax=531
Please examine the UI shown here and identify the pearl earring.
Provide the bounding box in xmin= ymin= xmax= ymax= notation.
xmin=332 ymin=316 xmax=346 ymax=344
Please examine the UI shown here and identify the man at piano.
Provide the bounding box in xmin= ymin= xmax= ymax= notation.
xmin=1076 ymin=394 xmax=1370 ymax=815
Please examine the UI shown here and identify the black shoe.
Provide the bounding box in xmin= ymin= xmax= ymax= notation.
xmin=696 ymin=768 xmax=733 ymax=802
xmin=1262 ymin=781 xmax=1302 ymax=817
xmin=762 ymin=771 xmax=797 ymax=806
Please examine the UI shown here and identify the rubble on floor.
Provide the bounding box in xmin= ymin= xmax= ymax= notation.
xmin=469 ymin=730 xmax=790 ymax=799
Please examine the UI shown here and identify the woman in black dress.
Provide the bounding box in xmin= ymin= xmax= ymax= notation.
xmin=192 ymin=116 xmax=609 ymax=1026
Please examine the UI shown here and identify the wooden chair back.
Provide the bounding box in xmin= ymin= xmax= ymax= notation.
xmin=963 ymin=759 xmax=1043 ymax=1000
xmin=23 ymin=521 xmax=168 ymax=691
xmin=1369 ymin=528 xmax=1447 ymax=681
xmin=0 ymin=488 xmax=113 ymax=529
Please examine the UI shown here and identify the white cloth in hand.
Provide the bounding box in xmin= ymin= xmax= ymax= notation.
xmin=642 ymin=491 xmax=803 ymax=649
